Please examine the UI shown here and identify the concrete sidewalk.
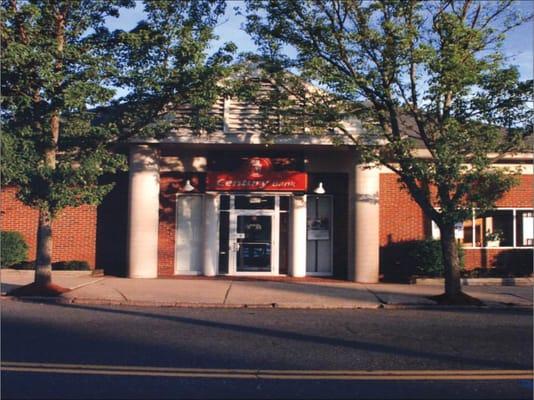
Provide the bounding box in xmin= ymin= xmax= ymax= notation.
xmin=1 ymin=270 xmax=532 ymax=309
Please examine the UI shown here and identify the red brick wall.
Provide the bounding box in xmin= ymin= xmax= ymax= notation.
xmin=495 ymin=175 xmax=532 ymax=207
xmin=1 ymin=187 xmax=97 ymax=268
xmin=158 ymin=174 xmax=179 ymax=276
xmin=380 ymin=173 xmax=534 ymax=270
xmin=379 ymin=174 xmax=427 ymax=246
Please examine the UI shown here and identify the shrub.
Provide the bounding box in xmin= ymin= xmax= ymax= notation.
xmin=409 ymin=240 xmax=464 ymax=277
xmin=11 ymin=261 xmax=35 ymax=270
xmin=381 ymin=239 xmax=464 ymax=281
xmin=52 ymin=260 xmax=90 ymax=271
xmin=9 ymin=260 xmax=90 ymax=270
xmin=1 ymin=231 xmax=28 ymax=268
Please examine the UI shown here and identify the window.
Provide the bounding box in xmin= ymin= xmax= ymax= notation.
xmin=517 ymin=211 xmax=534 ymax=247
xmin=175 ymin=195 xmax=204 ymax=274
xmin=474 ymin=210 xmax=514 ymax=247
xmin=235 ymin=195 xmax=275 ymax=210
xmin=432 ymin=208 xmax=533 ymax=248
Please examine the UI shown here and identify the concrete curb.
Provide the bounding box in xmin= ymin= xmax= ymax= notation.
xmin=381 ymin=303 xmax=533 ymax=310
xmin=4 ymin=295 xmax=531 ymax=310
xmin=66 ymin=298 xmax=383 ymax=309
xmin=415 ymin=277 xmax=534 ymax=286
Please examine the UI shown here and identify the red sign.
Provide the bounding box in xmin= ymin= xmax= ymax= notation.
xmin=206 ymin=157 xmax=307 ymax=191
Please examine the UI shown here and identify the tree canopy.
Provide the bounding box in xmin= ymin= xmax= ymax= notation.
xmin=244 ymin=0 xmax=533 ymax=301
xmin=109 ymin=0 xmax=235 ymax=139
xmin=1 ymin=0 xmax=234 ymax=288
xmin=1 ymin=0 xmax=133 ymax=215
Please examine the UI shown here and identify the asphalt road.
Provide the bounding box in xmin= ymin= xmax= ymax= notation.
xmin=1 ymin=300 xmax=532 ymax=399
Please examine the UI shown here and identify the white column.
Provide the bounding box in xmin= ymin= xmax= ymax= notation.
xmin=203 ymin=194 xmax=219 ymax=276
xmin=290 ymin=195 xmax=307 ymax=277
xmin=127 ymin=145 xmax=160 ymax=278
xmin=353 ymin=164 xmax=380 ymax=283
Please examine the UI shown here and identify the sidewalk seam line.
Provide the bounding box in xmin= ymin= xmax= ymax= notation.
xmin=364 ymin=285 xmax=386 ymax=306
xmin=500 ymin=292 xmax=533 ymax=303
xmin=223 ymin=281 xmax=233 ymax=305
xmin=68 ymin=278 xmax=105 ymax=292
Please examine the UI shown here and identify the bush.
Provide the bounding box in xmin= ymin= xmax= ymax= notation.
xmin=409 ymin=240 xmax=464 ymax=277
xmin=11 ymin=261 xmax=35 ymax=270
xmin=381 ymin=239 xmax=464 ymax=281
xmin=1 ymin=231 xmax=28 ymax=268
xmin=52 ymin=260 xmax=90 ymax=271
xmin=8 ymin=260 xmax=90 ymax=271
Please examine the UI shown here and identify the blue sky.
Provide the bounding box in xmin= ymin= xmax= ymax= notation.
xmin=106 ymin=0 xmax=533 ymax=80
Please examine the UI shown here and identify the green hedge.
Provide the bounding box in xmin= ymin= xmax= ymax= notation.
xmin=6 ymin=260 xmax=90 ymax=271
xmin=53 ymin=260 xmax=90 ymax=271
xmin=1 ymin=231 xmax=28 ymax=268
xmin=409 ymin=240 xmax=464 ymax=277
xmin=381 ymin=239 xmax=464 ymax=281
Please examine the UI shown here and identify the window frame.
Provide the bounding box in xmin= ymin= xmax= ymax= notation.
xmin=432 ymin=207 xmax=533 ymax=249
xmin=431 ymin=207 xmax=534 ymax=250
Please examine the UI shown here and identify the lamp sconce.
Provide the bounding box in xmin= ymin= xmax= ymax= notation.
xmin=314 ymin=182 xmax=326 ymax=194
xmin=183 ymin=179 xmax=195 ymax=192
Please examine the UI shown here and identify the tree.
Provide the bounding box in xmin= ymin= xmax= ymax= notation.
xmin=245 ymin=0 xmax=533 ymax=303
xmin=1 ymin=0 xmax=235 ymax=292
xmin=1 ymin=0 xmax=133 ymax=291
xmin=109 ymin=0 xmax=235 ymax=140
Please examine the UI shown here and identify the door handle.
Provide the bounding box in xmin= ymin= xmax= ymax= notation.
xmin=230 ymin=242 xmax=240 ymax=252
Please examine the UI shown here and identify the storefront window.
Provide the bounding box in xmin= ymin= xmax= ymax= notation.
xmin=474 ymin=210 xmax=513 ymax=247
xmin=220 ymin=195 xmax=230 ymax=210
xmin=175 ymin=195 xmax=203 ymax=274
xmin=235 ymin=195 xmax=275 ymax=209
xmin=516 ymin=211 xmax=534 ymax=247
xmin=433 ymin=208 xmax=533 ymax=248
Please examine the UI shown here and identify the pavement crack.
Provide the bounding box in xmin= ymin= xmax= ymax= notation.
xmin=502 ymin=292 xmax=532 ymax=303
xmin=365 ymin=285 xmax=387 ymax=305
xmin=113 ymin=288 xmax=128 ymax=302
xmin=223 ymin=281 xmax=233 ymax=305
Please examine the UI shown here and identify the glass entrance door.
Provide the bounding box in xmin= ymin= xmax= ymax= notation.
xmin=229 ymin=210 xmax=278 ymax=275
xmin=236 ymin=215 xmax=272 ymax=272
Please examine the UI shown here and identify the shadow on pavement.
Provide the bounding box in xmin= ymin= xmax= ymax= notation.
xmin=20 ymin=300 xmax=530 ymax=370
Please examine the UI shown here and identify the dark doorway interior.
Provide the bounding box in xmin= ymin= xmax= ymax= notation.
xmin=96 ymin=173 xmax=129 ymax=276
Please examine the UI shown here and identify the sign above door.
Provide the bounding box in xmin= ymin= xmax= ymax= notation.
xmin=206 ymin=157 xmax=307 ymax=191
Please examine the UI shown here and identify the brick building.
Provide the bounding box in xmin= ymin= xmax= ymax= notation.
xmin=2 ymin=97 xmax=532 ymax=281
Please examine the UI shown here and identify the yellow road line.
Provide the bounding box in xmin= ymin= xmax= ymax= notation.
xmin=1 ymin=362 xmax=532 ymax=381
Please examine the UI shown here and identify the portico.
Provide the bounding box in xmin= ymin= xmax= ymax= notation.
xmin=126 ymin=142 xmax=381 ymax=282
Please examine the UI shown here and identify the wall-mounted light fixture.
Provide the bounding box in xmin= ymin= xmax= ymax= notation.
xmin=183 ymin=179 xmax=195 ymax=192
xmin=314 ymin=182 xmax=326 ymax=194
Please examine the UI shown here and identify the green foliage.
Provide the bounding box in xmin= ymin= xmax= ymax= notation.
xmin=245 ymin=1 xmax=532 ymax=294
xmin=245 ymin=0 xmax=532 ymax=227
xmin=8 ymin=261 xmax=35 ymax=270
xmin=6 ymin=260 xmax=90 ymax=270
xmin=1 ymin=0 xmax=133 ymax=216
xmin=409 ymin=240 xmax=464 ymax=278
xmin=109 ymin=0 xmax=235 ymax=138
xmin=52 ymin=260 xmax=90 ymax=271
xmin=1 ymin=231 xmax=29 ymax=268
xmin=381 ymin=239 xmax=464 ymax=281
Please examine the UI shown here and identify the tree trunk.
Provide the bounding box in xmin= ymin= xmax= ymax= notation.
xmin=35 ymin=207 xmax=53 ymax=286
xmin=32 ymin=6 xmax=64 ymax=287
xmin=439 ymin=223 xmax=462 ymax=299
